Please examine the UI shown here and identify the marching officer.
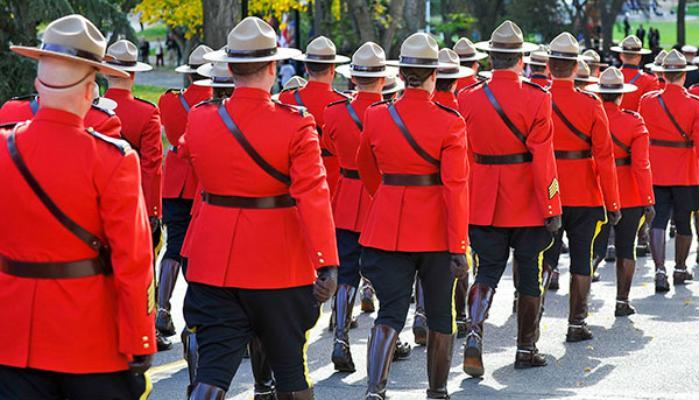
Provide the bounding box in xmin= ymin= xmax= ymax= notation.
xmin=581 ymin=49 xmax=608 ymax=78
xmin=681 ymin=45 xmax=699 ymax=88
xmin=586 ymin=67 xmax=656 ymax=316
xmin=612 ymin=35 xmax=660 ymax=111
xmin=574 ymin=60 xmax=598 ymax=90
xmin=453 ymin=38 xmax=487 ymax=91
xmin=0 ymin=14 xmax=155 ymax=398
xmin=525 ymin=48 xmax=552 ymax=89
xmin=279 ymin=36 xmax=351 ymax=196
xmin=646 ymin=50 xmax=669 ymax=90
xmin=543 ymin=32 xmax=620 ymax=343
xmin=459 ymin=20 xmax=561 ymax=377
xmin=156 ymin=44 xmax=213 ymax=347
xmin=181 ymin=17 xmax=338 ymax=400
xmin=356 ymin=32 xmax=469 ymax=399
xmin=639 ymin=50 xmax=699 ymax=292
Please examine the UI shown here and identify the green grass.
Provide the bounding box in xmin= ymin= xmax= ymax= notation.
xmin=689 ymin=3 xmax=699 ymax=16
xmin=614 ymin=20 xmax=699 ymax=47
xmin=133 ymin=84 xmax=163 ymax=105
xmin=137 ymin=24 xmax=168 ymax=41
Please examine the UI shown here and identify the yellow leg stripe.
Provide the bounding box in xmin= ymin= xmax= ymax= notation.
xmin=589 ymin=217 xmax=607 ymax=277
xmin=632 ymin=213 xmax=647 ymax=262
xmin=140 ymin=372 xmax=153 ymax=400
xmin=450 ymin=278 xmax=458 ymax=335
xmin=538 ymin=237 xmax=555 ymax=293
xmin=302 ymin=308 xmax=322 ymax=388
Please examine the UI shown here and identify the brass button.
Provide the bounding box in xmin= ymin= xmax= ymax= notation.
xmin=142 ymin=336 xmax=148 ymax=341
xmin=144 ymin=343 xmax=150 ymax=349
xmin=319 ymin=258 xmax=325 ymax=264
xmin=317 ymin=251 xmax=323 ymax=256
xmin=87 ymin=127 xmax=94 ymax=133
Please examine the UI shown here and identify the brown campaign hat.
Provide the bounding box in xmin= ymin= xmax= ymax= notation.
xmin=652 ymin=49 xmax=698 ymax=72
xmin=582 ymin=49 xmax=608 ymax=67
xmin=194 ymin=62 xmax=235 ymax=88
xmin=611 ymin=35 xmax=652 ymax=55
xmin=453 ymin=38 xmax=487 ymax=62
xmin=585 ymin=67 xmax=637 ymax=94
xmin=574 ymin=60 xmax=598 ymax=83
xmin=524 ymin=45 xmax=549 ymax=66
xmin=475 ymin=20 xmax=538 ymax=54
xmin=437 ymin=48 xmax=474 ymax=79
xmin=293 ymin=36 xmax=349 ymax=64
xmin=205 ymin=17 xmax=301 ymax=63
xmin=382 ymin=75 xmax=405 ymax=95
xmin=339 ymin=42 xmax=396 ymax=78
xmin=645 ymin=49 xmax=668 ymax=71
xmin=11 ymin=14 xmax=128 ymax=78
xmin=388 ymin=33 xmax=450 ymax=68
xmin=176 ymin=45 xmax=214 ymax=73
xmin=547 ymin=32 xmax=581 ymax=61
xmin=105 ymin=40 xmax=153 ymax=72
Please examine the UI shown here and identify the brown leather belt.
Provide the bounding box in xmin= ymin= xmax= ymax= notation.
xmin=650 ymin=139 xmax=694 ymax=148
xmin=321 ymin=149 xmax=333 ymax=157
xmin=474 ymin=152 xmax=532 ymax=165
xmin=382 ymin=173 xmax=442 ymax=186
xmin=615 ymin=157 xmax=631 ymax=166
xmin=555 ymin=150 xmax=592 ymax=160
xmin=0 ymin=255 xmax=110 ymax=279
xmin=340 ymin=168 xmax=360 ymax=179
xmin=202 ymin=192 xmax=296 ymax=208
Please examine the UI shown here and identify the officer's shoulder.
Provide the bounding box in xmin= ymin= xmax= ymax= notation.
xmin=458 ymin=80 xmax=486 ymax=96
xmin=9 ymin=94 xmax=37 ymax=102
xmin=369 ymin=99 xmax=392 ymax=108
xmin=164 ymin=88 xmax=182 ymax=95
xmin=90 ymin=103 xmax=116 ymax=117
xmin=523 ymin=80 xmax=548 ymax=92
xmin=134 ymin=96 xmax=157 ymax=109
xmin=86 ymin=128 xmax=131 ymax=156
xmin=327 ymin=98 xmax=350 ymax=108
xmin=622 ymin=109 xmax=643 ymax=119
xmin=0 ymin=121 xmax=19 ymax=130
xmin=274 ymin=100 xmax=310 ymax=118
xmin=574 ymin=88 xmax=599 ymax=101
xmin=194 ymin=98 xmax=223 ymax=109
xmin=333 ymin=89 xmax=352 ymax=100
xmin=641 ymin=90 xmax=662 ymax=100
xmin=432 ymin=101 xmax=461 ymax=118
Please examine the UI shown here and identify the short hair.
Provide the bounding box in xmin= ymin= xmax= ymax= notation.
xmin=228 ymin=62 xmax=272 ymax=77
xmin=530 ymin=64 xmax=547 ymax=73
xmin=600 ymin=93 xmax=622 ymax=103
xmin=436 ymin=78 xmax=457 ymax=92
xmin=354 ymin=76 xmax=381 ymax=86
xmin=490 ymin=52 xmax=522 ymax=70
xmin=213 ymin=87 xmax=234 ymax=99
xmin=460 ymin=60 xmax=479 ymax=69
xmin=399 ymin=67 xmax=435 ymax=87
xmin=548 ymin=58 xmax=577 ymax=78
xmin=664 ymin=71 xmax=686 ymax=83
xmin=305 ymin=62 xmax=332 ymax=77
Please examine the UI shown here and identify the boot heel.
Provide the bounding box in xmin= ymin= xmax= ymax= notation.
xmin=463 ymin=346 xmax=484 ymax=377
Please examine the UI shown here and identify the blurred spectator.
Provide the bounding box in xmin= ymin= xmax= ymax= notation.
xmin=279 ymin=60 xmax=296 ymax=88
xmin=624 ymin=15 xmax=631 ymax=37
xmin=139 ymin=39 xmax=150 ymax=63
xmin=156 ymin=39 xmax=164 ymax=67
xmin=636 ymin=24 xmax=646 ymax=47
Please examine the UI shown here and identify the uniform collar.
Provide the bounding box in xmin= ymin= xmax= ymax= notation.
xmin=401 ymin=87 xmax=432 ymax=101
xmin=531 ymin=73 xmax=550 ymax=80
xmin=551 ymin=79 xmax=575 ymax=90
xmin=33 ymin=107 xmax=84 ymax=128
xmin=622 ymin=64 xmax=640 ymax=70
xmin=231 ymin=87 xmax=272 ymax=101
xmin=305 ymin=80 xmax=333 ymax=92
xmin=663 ymin=83 xmax=687 ymax=94
xmin=105 ymin=87 xmax=134 ymax=100
xmin=491 ymin=70 xmax=521 ymax=81
xmin=355 ymin=91 xmax=383 ymax=103
xmin=602 ymin=101 xmax=621 ymax=114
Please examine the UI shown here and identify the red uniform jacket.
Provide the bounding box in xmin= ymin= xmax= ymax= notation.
xmin=549 ymin=80 xmax=620 ymax=210
xmin=458 ymin=70 xmax=562 ymax=227
xmin=105 ymin=88 xmax=163 ymax=218
xmin=690 ymin=84 xmax=699 ymax=96
xmin=432 ymin=90 xmax=459 ymax=110
xmin=640 ymin=84 xmax=699 ymax=186
xmin=456 ymin=75 xmax=478 ymax=92
xmin=0 ymin=109 xmax=155 ymax=373
xmin=356 ymin=88 xmax=469 ymax=253
xmin=159 ymin=85 xmax=212 ymax=200
xmin=279 ymin=80 xmax=349 ymax=195
xmin=621 ymin=65 xmax=660 ymax=111
xmin=182 ymin=88 xmax=338 ymax=289
xmin=602 ymin=102 xmax=654 ymax=208
xmin=0 ymin=95 xmax=122 ymax=138
xmin=530 ymin=74 xmax=552 ymax=90
xmin=322 ymin=91 xmax=382 ymax=232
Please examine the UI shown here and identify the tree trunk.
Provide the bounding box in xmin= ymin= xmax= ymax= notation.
xmin=382 ymin=0 xmax=407 ymax=56
xmin=677 ymin=0 xmax=687 ymax=46
xmin=348 ymin=0 xmax=377 ymax=43
xmin=203 ymin=0 xmax=242 ymax=49
xmin=598 ymin=0 xmax=626 ymax=54
xmin=467 ymin=0 xmax=505 ymax=40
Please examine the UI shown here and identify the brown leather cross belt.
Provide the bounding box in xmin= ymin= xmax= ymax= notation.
xmin=382 ymin=173 xmax=442 ymax=186
xmin=202 ymin=192 xmax=296 ymax=208
xmin=615 ymin=157 xmax=631 ymax=166
xmin=474 ymin=153 xmax=532 ymax=165
xmin=340 ymin=168 xmax=360 ymax=179
xmin=650 ymin=139 xmax=694 ymax=148
xmin=0 ymin=256 xmax=109 ymax=279
xmin=554 ymin=150 xmax=592 ymax=160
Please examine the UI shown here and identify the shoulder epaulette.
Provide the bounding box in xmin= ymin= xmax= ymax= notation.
xmin=523 ymin=80 xmax=548 ymax=92
xmin=135 ymin=97 xmax=157 ymax=108
xmin=333 ymin=89 xmax=352 ymax=100
xmin=273 ymin=100 xmax=309 ymax=117
xmin=642 ymin=90 xmax=661 ymax=99
xmin=10 ymin=94 xmax=37 ymax=102
xmin=433 ymin=102 xmax=461 ymax=117
xmin=86 ymin=127 xmax=131 ymax=155
xmin=689 ymin=93 xmax=699 ymax=101
xmin=165 ymin=88 xmax=182 ymax=94
xmin=0 ymin=121 xmax=19 ymax=129
xmin=90 ymin=103 xmax=115 ymax=117
xmin=622 ymin=109 xmax=643 ymax=119
xmin=327 ymin=98 xmax=350 ymax=108
xmin=458 ymin=80 xmax=486 ymax=96
xmin=574 ymin=88 xmax=598 ymax=100
xmin=370 ymin=99 xmax=392 ymax=107
xmin=194 ymin=98 xmax=223 ymax=108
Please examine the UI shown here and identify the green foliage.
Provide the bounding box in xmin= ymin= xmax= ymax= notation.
xmin=506 ymin=0 xmax=567 ymax=42
xmin=434 ymin=12 xmax=477 ymax=47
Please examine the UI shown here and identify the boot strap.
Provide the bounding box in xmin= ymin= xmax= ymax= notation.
xmin=334 ymin=339 xmax=350 ymax=347
xmin=656 ymin=270 xmax=667 ymax=276
xmin=466 ymin=331 xmax=482 ymax=340
xmin=675 ymin=268 xmax=688 ymax=273
xmin=365 ymin=394 xmax=384 ymax=399
xmin=568 ymin=323 xmax=586 ymax=329
xmin=255 ymin=389 xmax=275 ymax=395
xmin=615 ymin=300 xmax=629 ymax=305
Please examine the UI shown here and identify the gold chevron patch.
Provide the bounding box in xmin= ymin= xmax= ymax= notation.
xmin=548 ymin=178 xmax=559 ymax=199
xmin=147 ymin=279 xmax=155 ymax=315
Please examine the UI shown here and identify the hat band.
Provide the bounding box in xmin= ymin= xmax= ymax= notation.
xmin=400 ymin=56 xmax=438 ymax=66
xmin=106 ymin=58 xmax=138 ymax=67
xmin=439 ymin=67 xmax=460 ymax=74
xmin=490 ymin=41 xmax=524 ymax=50
xmin=600 ymin=83 xmax=624 ymax=89
xmin=383 ymin=82 xmax=397 ymax=91
xmin=550 ymin=50 xmax=578 ymax=58
xmin=226 ymin=47 xmax=278 ymax=58
xmin=305 ymin=53 xmax=337 ymax=61
xmin=41 ymin=43 xmax=102 ymax=63
xmin=352 ymin=65 xmax=386 ymax=72
xmin=622 ymin=46 xmax=642 ymax=51
xmin=189 ymin=63 xmax=203 ymax=69
xmin=213 ymin=76 xmax=235 ymax=84
xmin=663 ymin=63 xmax=688 ymax=70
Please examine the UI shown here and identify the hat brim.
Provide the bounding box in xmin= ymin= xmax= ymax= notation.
xmin=104 ymin=61 xmax=153 ymax=72
xmin=175 ymin=64 xmax=206 ymax=73
xmin=204 ymin=47 xmax=302 ymax=63
xmin=574 ymin=76 xmax=599 ymax=83
xmin=587 ymin=62 xmax=609 ymax=68
xmin=547 ymin=53 xmax=584 ymax=61
xmin=610 ymin=46 xmax=652 ymax=55
xmin=478 ymin=71 xmax=492 ymax=79
xmin=458 ymin=52 xmax=488 ymax=62
xmin=386 ymin=60 xmax=453 ymax=69
xmin=651 ymin=65 xmax=698 ymax=72
xmin=193 ymin=79 xmax=235 ymax=88
xmin=584 ymin=83 xmax=638 ymax=93
xmin=474 ymin=41 xmax=540 ymax=54
xmin=293 ymin=54 xmax=351 ymax=64
xmin=523 ymin=57 xmax=548 ymax=66
xmin=336 ymin=64 xmax=398 ymax=78
xmin=11 ymin=45 xmax=129 ymax=78
xmin=94 ymin=97 xmax=118 ymax=111
xmin=437 ymin=66 xmax=475 ymax=79
xmin=382 ymin=79 xmax=405 ymax=95
xmin=644 ymin=62 xmax=661 ymax=70
xmin=196 ymin=63 xmax=216 ymax=78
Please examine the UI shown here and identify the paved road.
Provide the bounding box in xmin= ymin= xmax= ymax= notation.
xmin=148 ymin=238 xmax=699 ymax=399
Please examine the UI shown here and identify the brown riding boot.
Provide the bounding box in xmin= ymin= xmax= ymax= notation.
xmin=566 ymin=273 xmax=593 ymax=342
xmin=462 ymin=283 xmax=495 ymax=378
xmin=182 ymin=328 xmax=199 ymax=395
xmin=413 ymin=279 xmax=428 ymax=346
xmin=650 ymin=228 xmax=670 ymax=292
xmin=674 ymin=234 xmax=694 ymax=285
xmin=512 ymin=259 xmax=519 ymax=314
xmin=189 ymin=383 xmax=226 ymax=400
xmin=277 ymin=388 xmax=314 ymax=399
xmin=549 ymin=267 xmax=560 ymax=291
xmin=332 ymin=284 xmax=358 ymax=372
xmin=156 ymin=258 xmax=181 ymax=337
xmin=249 ymin=336 xmax=276 ymax=399
xmin=535 ymin=263 xmax=554 ymax=342
xmin=615 ymin=258 xmax=637 ymax=317
xmin=360 ymin=278 xmax=376 ymax=313
xmin=454 ymin=277 xmax=469 ymax=338
xmin=515 ymin=294 xmax=547 ymax=369
xmin=365 ymin=324 xmax=399 ymax=399
xmin=426 ymin=331 xmax=455 ymax=399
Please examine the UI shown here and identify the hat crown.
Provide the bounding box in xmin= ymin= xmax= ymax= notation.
xmin=211 ymin=62 xmax=232 ymax=78
xmin=663 ymin=49 xmax=688 ymax=68
xmin=621 ymin=35 xmax=643 ymax=50
xmin=577 ymin=60 xmax=591 ymax=78
xmin=284 ymin=76 xmax=307 ymax=91
xmin=453 ymin=38 xmax=476 ymax=56
xmin=400 ymin=33 xmax=439 ymax=61
xmin=438 ymin=48 xmax=459 ymax=67
xmin=42 ymin=14 xmax=107 ymax=59
xmin=107 ymin=40 xmax=138 ymax=62
xmin=549 ymin=32 xmax=579 ymax=55
xmin=306 ymin=36 xmax=337 ymax=57
xmin=599 ymin=67 xmax=624 ymax=86
xmin=582 ymin=49 xmax=600 ymax=63
xmin=227 ymin=17 xmax=277 ymax=52
xmin=189 ymin=45 xmax=213 ymax=65
xmin=681 ymin=45 xmax=698 ymax=54
xmin=654 ymin=49 xmax=668 ymax=65
xmin=352 ymin=42 xmax=386 ymax=67
xmin=490 ymin=20 xmax=524 ymax=45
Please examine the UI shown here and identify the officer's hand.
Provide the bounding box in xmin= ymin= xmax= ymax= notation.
xmin=313 ymin=266 xmax=338 ymax=304
xmin=643 ymin=206 xmax=656 ymax=224
xmin=128 ymin=354 xmax=153 ymax=374
xmin=608 ymin=210 xmax=622 ymax=226
xmin=449 ymin=253 xmax=469 ymax=280
xmin=544 ymin=215 xmax=562 ymax=233
xmin=149 ymin=216 xmax=162 ymax=233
